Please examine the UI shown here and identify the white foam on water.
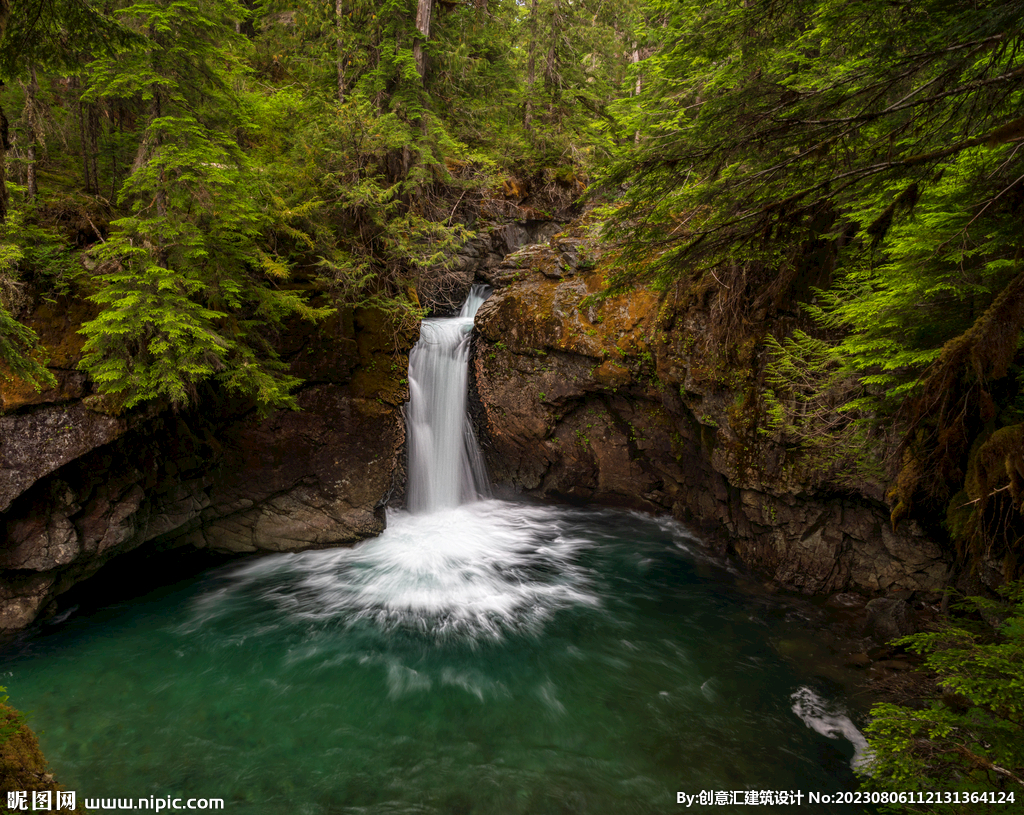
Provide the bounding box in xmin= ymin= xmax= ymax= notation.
xmin=188 ymin=501 xmax=600 ymax=642
xmin=791 ymin=685 xmax=873 ymax=771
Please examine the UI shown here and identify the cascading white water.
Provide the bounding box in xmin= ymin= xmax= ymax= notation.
xmin=405 ymin=284 xmax=492 ymax=513
xmin=791 ymin=686 xmax=873 ymax=770
xmin=184 ymin=282 xmax=600 ymax=643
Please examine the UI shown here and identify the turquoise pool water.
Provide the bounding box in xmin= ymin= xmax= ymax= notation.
xmin=2 ymin=501 xmax=868 ymax=813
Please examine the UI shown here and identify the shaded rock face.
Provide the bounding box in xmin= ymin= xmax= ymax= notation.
xmin=0 ymin=403 xmax=128 ymax=516
xmin=0 ymin=302 xmax=413 ymax=632
xmin=0 ymin=298 xmax=96 ymax=415
xmin=418 ymin=220 xmax=563 ymax=317
xmin=472 ymin=226 xmax=949 ymax=597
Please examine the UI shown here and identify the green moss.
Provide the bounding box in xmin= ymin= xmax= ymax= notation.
xmin=0 ymin=702 xmax=86 ymax=813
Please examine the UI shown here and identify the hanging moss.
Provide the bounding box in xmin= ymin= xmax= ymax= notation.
xmin=947 ymin=424 xmax=1024 ymax=576
xmin=892 ymin=270 xmax=1024 ymax=534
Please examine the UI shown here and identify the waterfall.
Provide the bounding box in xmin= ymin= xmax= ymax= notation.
xmin=405 ymin=284 xmax=492 ymax=513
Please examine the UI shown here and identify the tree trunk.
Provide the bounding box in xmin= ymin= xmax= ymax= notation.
xmin=631 ymin=42 xmax=642 ymax=143
xmin=25 ymin=67 xmax=40 ymax=202
xmin=77 ymin=79 xmax=94 ymax=194
xmin=143 ymin=90 xmax=169 ymax=266
xmin=110 ymin=100 xmax=122 ymax=200
xmin=631 ymin=42 xmax=642 ymax=94
xmin=524 ymin=0 xmax=538 ymax=131
xmin=413 ymin=0 xmax=432 ymax=80
xmin=0 ymin=86 xmax=9 ymax=223
xmin=544 ymin=0 xmax=560 ymax=115
xmin=335 ymin=0 xmax=346 ymax=102
xmin=88 ymin=103 xmax=100 ymax=194
xmin=0 ymin=1 xmax=9 ymax=221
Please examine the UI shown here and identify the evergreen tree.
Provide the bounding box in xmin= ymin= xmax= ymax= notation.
xmin=862 ymin=585 xmax=1024 ymax=812
xmin=79 ymin=0 xmax=330 ymax=410
xmin=0 ymin=0 xmax=129 ymax=218
xmin=600 ymin=0 xmax=1024 ymax=563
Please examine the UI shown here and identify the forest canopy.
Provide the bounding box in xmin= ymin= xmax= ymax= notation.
xmin=0 ymin=0 xmax=641 ymax=407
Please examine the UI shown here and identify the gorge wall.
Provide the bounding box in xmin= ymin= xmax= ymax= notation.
xmin=470 ymin=221 xmax=950 ymax=598
xmin=1 ymin=212 xmax=951 ymax=633
xmin=0 ymin=303 xmax=412 ymax=632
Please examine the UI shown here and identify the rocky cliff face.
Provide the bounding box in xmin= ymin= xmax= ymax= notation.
xmin=1 ymin=208 xmax=952 ymax=631
xmin=472 ymin=222 xmax=949 ymax=597
xmin=0 ymin=299 xmax=414 ymax=632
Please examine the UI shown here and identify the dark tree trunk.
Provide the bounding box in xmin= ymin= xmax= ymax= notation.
xmin=25 ymin=68 xmax=40 ymax=202
xmin=88 ymin=103 xmax=100 ymax=194
xmin=543 ymin=0 xmax=562 ymax=119
xmin=77 ymin=81 xmax=94 ymax=194
xmin=413 ymin=0 xmax=432 ymax=80
xmin=631 ymin=42 xmax=642 ymax=142
xmin=0 ymin=87 xmax=9 ymax=223
xmin=524 ymin=0 xmax=538 ymax=131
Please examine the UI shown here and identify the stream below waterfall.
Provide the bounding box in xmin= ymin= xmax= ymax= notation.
xmin=0 ymin=288 xmax=872 ymax=813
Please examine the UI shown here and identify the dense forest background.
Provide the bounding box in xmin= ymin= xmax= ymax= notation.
xmin=1 ymin=0 xmax=1023 ymax=805
xmin=0 ymin=0 xmax=645 ymax=411
xmin=4 ymin=0 xmax=1019 ymax=585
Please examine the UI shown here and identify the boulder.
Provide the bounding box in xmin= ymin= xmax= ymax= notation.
xmin=864 ymin=598 xmax=914 ymax=644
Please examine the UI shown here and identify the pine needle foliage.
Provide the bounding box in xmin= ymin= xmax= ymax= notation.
xmin=0 ymin=207 xmax=57 ymax=390
xmin=761 ymin=330 xmax=882 ymax=485
xmin=861 ymin=583 xmax=1024 ymax=813
xmin=602 ymin=0 xmax=1024 ymax=290
xmin=601 ymin=0 xmax=1024 ymax=561
xmin=78 ymin=0 xmax=332 ymax=412
xmin=0 ymin=0 xmax=133 ymax=80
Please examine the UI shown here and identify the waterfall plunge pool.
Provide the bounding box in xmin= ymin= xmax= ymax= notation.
xmin=2 ymin=288 xmax=872 ymax=813
xmin=1 ymin=500 xmax=870 ymax=814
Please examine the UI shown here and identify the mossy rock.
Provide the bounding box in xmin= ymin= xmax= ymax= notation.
xmin=0 ymin=703 xmax=87 ymax=813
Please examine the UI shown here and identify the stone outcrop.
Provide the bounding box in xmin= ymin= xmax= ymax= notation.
xmin=0 ymin=203 xmax=951 ymax=630
xmin=472 ymin=221 xmax=950 ymax=597
xmin=1 ymin=300 xmax=414 ymax=632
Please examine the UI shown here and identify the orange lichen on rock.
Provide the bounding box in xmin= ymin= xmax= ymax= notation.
xmin=1 ymin=297 xmax=98 ymax=413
